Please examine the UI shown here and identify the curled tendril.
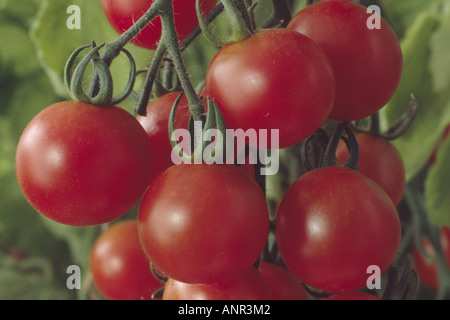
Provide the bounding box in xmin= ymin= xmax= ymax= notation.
xmin=300 ymin=128 xmax=329 ymax=172
xmin=339 ymin=126 xmax=360 ymax=170
xmin=301 ymin=122 xmax=360 ymax=171
xmin=350 ymin=94 xmax=419 ymax=140
xmin=64 ymin=42 xmax=136 ymax=107
xmin=168 ymin=93 xmax=227 ymax=164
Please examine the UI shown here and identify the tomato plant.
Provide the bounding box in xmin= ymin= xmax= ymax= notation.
xmin=15 ymin=101 xmax=153 ymax=226
xmin=136 ymin=91 xmax=192 ymax=183
xmin=89 ymin=220 xmax=163 ymax=300
xmin=275 ymin=166 xmax=401 ymax=293
xmin=162 ymin=267 xmax=272 ymax=300
xmin=205 ymin=28 xmax=335 ymax=149
xmin=137 ymin=163 xmax=269 ymax=284
xmin=287 ymin=0 xmax=403 ymax=121
xmin=100 ymin=0 xmax=217 ymax=50
xmin=336 ymin=132 xmax=406 ymax=206
xmin=7 ymin=0 xmax=450 ymax=302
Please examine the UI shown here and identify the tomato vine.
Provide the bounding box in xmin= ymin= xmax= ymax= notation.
xmin=12 ymin=0 xmax=450 ymax=301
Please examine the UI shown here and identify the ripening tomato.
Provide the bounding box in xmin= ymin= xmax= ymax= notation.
xmin=258 ymin=262 xmax=309 ymax=300
xmin=275 ymin=166 xmax=401 ymax=293
xmin=90 ymin=220 xmax=163 ymax=300
xmin=412 ymin=227 xmax=450 ymax=290
xmin=205 ymin=28 xmax=335 ymax=149
xmin=15 ymin=101 xmax=153 ymax=226
xmin=138 ymin=163 xmax=269 ymax=284
xmin=325 ymin=292 xmax=381 ymax=300
xmin=136 ymin=92 xmax=255 ymax=182
xmin=101 ymin=0 xmax=217 ymax=50
xmin=136 ymin=92 xmax=192 ymax=183
xmin=336 ymin=132 xmax=406 ymax=206
xmin=287 ymin=0 xmax=403 ymax=121
xmin=162 ymin=267 xmax=272 ymax=300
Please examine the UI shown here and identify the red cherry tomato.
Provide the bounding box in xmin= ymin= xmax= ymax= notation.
xmin=412 ymin=227 xmax=450 ymax=290
xmin=162 ymin=267 xmax=272 ymax=300
xmin=90 ymin=220 xmax=163 ymax=300
xmin=138 ymin=163 xmax=269 ymax=284
xmin=336 ymin=132 xmax=406 ymax=206
xmin=15 ymin=101 xmax=152 ymax=226
xmin=287 ymin=0 xmax=403 ymax=121
xmin=275 ymin=166 xmax=401 ymax=293
xmin=136 ymin=92 xmax=191 ymax=183
xmin=325 ymin=292 xmax=381 ymax=300
xmin=258 ymin=262 xmax=308 ymax=300
xmin=101 ymin=0 xmax=217 ymax=50
xmin=205 ymin=28 xmax=335 ymax=149
xmin=137 ymin=92 xmax=254 ymax=181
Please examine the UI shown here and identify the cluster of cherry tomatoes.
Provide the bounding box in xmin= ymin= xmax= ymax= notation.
xmin=14 ymin=0 xmax=421 ymax=300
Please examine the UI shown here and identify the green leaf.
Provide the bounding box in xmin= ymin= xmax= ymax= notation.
xmin=425 ymin=136 xmax=450 ymax=227
xmin=380 ymin=0 xmax=443 ymax=40
xmin=0 ymin=175 xmax=70 ymax=260
xmin=379 ymin=12 xmax=450 ymax=182
xmin=30 ymin=0 xmax=151 ymax=105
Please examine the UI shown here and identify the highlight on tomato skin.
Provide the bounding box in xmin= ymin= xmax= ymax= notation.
xmin=287 ymin=0 xmax=403 ymax=121
xmin=15 ymin=101 xmax=153 ymax=226
xmin=100 ymin=0 xmax=217 ymax=50
xmin=204 ymin=28 xmax=336 ymax=149
xmin=89 ymin=220 xmax=163 ymax=300
xmin=162 ymin=267 xmax=272 ymax=300
xmin=275 ymin=166 xmax=401 ymax=294
xmin=137 ymin=163 xmax=270 ymax=285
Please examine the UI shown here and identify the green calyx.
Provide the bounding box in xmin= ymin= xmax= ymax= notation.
xmin=64 ymin=42 xmax=136 ymax=107
xmin=169 ymin=93 xmax=228 ymax=165
xmin=196 ymin=0 xmax=255 ymax=47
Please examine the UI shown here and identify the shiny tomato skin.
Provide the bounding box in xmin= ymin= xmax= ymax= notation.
xmin=412 ymin=227 xmax=450 ymax=290
xmin=205 ymin=28 xmax=335 ymax=149
xmin=275 ymin=166 xmax=401 ymax=293
xmin=336 ymin=132 xmax=406 ymax=206
xmin=136 ymin=92 xmax=191 ymax=183
xmin=138 ymin=163 xmax=269 ymax=284
xmin=15 ymin=101 xmax=153 ymax=226
xmin=258 ymin=262 xmax=309 ymax=300
xmin=287 ymin=0 xmax=402 ymax=121
xmin=162 ymin=267 xmax=272 ymax=300
xmin=90 ymin=220 xmax=163 ymax=300
xmin=101 ymin=0 xmax=217 ymax=50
